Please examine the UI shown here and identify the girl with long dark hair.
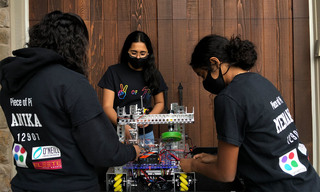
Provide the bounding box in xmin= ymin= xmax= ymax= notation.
xmin=98 ymin=31 xmax=168 ymax=143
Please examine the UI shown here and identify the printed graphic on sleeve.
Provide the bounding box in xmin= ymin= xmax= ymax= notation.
xmin=12 ymin=143 xmax=28 ymax=168
xmin=298 ymin=143 xmax=307 ymax=156
xmin=279 ymin=148 xmax=306 ymax=176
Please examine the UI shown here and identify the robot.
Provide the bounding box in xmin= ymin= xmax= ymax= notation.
xmin=106 ymin=99 xmax=197 ymax=191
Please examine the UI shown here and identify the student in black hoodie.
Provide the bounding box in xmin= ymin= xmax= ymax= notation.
xmin=0 ymin=10 xmax=140 ymax=192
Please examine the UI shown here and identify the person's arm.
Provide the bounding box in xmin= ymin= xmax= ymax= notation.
xmin=180 ymin=140 xmax=239 ymax=182
xmin=102 ymin=88 xmax=132 ymax=139
xmin=101 ymin=88 xmax=118 ymax=125
xmin=72 ymin=112 xmax=140 ymax=167
xmin=148 ymin=92 xmax=165 ymax=114
xmin=193 ymin=152 xmax=217 ymax=163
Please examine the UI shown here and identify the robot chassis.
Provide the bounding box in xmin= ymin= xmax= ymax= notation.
xmin=106 ymin=102 xmax=196 ymax=192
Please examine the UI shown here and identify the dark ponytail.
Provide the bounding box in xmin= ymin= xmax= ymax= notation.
xmin=190 ymin=34 xmax=257 ymax=71
xmin=226 ymin=35 xmax=257 ymax=70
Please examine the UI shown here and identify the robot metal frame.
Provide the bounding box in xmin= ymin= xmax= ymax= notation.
xmin=106 ymin=102 xmax=196 ymax=192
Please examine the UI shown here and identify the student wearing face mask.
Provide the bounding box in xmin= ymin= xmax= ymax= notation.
xmin=97 ymin=31 xmax=167 ymax=190
xmin=180 ymin=34 xmax=320 ymax=192
xmin=98 ymin=31 xmax=168 ymax=143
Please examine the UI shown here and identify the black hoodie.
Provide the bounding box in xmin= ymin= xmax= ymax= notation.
xmin=0 ymin=48 xmax=136 ymax=191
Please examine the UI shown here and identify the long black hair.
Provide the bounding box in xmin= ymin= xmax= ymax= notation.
xmin=190 ymin=34 xmax=257 ymax=71
xmin=120 ymin=31 xmax=160 ymax=92
xmin=27 ymin=10 xmax=89 ymax=76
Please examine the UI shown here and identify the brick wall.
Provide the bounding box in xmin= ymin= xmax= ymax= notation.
xmin=0 ymin=0 xmax=14 ymax=191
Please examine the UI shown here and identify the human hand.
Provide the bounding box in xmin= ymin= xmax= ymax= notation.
xmin=125 ymin=125 xmax=133 ymax=140
xmin=180 ymin=158 xmax=194 ymax=173
xmin=193 ymin=153 xmax=217 ymax=164
xmin=138 ymin=124 xmax=149 ymax=128
xmin=133 ymin=145 xmax=141 ymax=161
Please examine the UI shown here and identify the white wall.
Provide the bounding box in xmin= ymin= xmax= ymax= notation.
xmin=309 ymin=0 xmax=320 ymax=174
xmin=10 ymin=0 xmax=29 ymax=51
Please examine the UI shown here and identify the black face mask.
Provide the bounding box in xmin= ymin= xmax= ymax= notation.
xmin=128 ymin=54 xmax=148 ymax=69
xmin=202 ymin=67 xmax=226 ymax=95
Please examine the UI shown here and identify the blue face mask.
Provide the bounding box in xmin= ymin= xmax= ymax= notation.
xmin=202 ymin=67 xmax=225 ymax=95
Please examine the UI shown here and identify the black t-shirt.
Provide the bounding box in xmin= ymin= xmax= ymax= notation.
xmin=98 ymin=63 xmax=168 ymax=134
xmin=214 ymin=72 xmax=320 ymax=192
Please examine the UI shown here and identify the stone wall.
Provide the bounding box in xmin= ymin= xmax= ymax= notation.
xmin=0 ymin=0 xmax=14 ymax=191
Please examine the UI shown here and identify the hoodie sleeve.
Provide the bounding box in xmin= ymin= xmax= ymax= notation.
xmin=72 ymin=112 xmax=137 ymax=167
xmin=64 ymin=76 xmax=136 ymax=167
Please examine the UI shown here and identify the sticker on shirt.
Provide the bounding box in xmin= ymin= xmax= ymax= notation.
xmin=12 ymin=143 xmax=28 ymax=168
xmin=33 ymin=159 xmax=62 ymax=170
xmin=32 ymin=146 xmax=61 ymax=160
xmin=279 ymin=148 xmax=306 ymax=176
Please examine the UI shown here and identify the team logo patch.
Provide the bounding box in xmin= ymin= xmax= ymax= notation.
xmin=12 ymin=143 xmax=28 ymax=168
xmin=33 ymin=159 xmax=62 ymax=170
xmin=32 ymin=146 xmax=61 ymax=160
xmin=279 ymin=148 xmax=306 ymax=176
